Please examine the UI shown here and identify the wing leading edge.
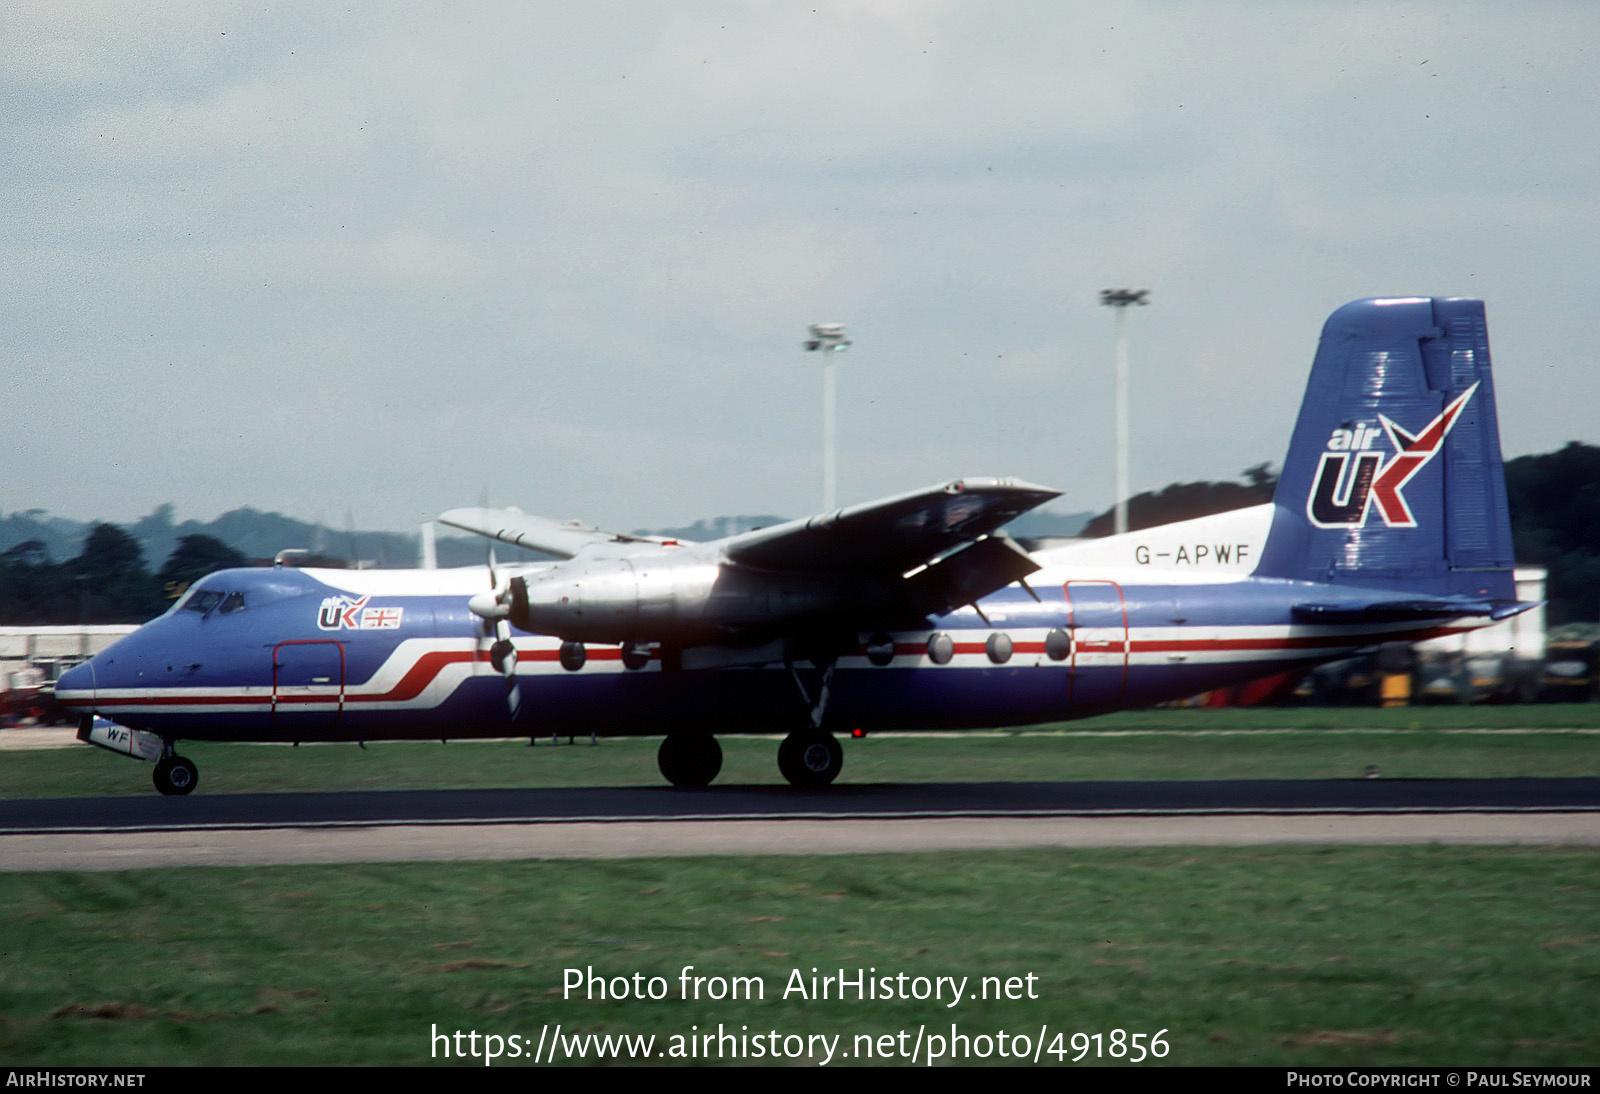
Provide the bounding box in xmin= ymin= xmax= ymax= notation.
xmin=437 ymin=507 xmax=681 ymax=559
xmin=721 ymin=478 xmax=1061 ymax=574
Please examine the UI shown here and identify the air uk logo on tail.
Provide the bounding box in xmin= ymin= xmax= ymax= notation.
xmin=1306 ymin=383 xmax=1478 ymax=529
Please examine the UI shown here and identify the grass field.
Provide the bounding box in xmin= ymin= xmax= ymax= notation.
xmin=4 ymin=707 xmax=1596 ymax=1068
xmin=4 ymin=704 xmax=1598 ymax=798
xmin=1 ymin=847 xmax=1595 ymax=1066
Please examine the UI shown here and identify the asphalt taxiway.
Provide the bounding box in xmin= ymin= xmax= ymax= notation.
xmin=2 ymin=778 xmax=1596 ymax=871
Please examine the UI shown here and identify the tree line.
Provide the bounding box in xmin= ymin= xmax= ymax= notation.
xmin=0 ymin=528 xmax=251 ymax=625
xmin=2 ymin=442 xmax=1596 ymax=626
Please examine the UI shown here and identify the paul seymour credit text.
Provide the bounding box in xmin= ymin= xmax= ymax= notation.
xmin=428 ymin=965 xmax=1171 ymax=1065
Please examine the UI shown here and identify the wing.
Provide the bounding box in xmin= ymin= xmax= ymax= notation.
xmin=437 ymin=507 xmax=684 ymax=559
xmin=447 ymin=479 xmax=1062 ymax=648
xmin=720 ymin=478 xmax=1060 ymax=574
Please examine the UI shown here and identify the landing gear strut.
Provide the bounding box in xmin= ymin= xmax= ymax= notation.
xmin=153 ymin=751 xmax=199 ymax=796
xmin=778 ymin=652 xmax=844 ymax=786
xmin=658 ymin=733 xmax=722 ymax=788
xmin=778 ymin=731 xmax=843 ymax=787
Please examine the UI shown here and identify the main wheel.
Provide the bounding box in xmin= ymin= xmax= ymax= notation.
xmin=153 ymin=755 xmax=199 ymax=796
xmin=657 ymin=733 xmax=722 ymax=788
xmin=778 ymin=732 xmax=843 ymax=788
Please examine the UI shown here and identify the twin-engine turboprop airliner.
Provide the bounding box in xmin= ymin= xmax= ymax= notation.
xmin=57 ymin=297 xmax=1531 ymax=795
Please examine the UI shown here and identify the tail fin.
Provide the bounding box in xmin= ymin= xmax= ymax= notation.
xmin=1254 ymin=297 xmax=1516 ymax=603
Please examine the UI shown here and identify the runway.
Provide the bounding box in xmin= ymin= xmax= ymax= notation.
xmin=4 ymin=777 xmax=1599 ymax=832
xmin=2 ymin=778 xmax=1596 ymax=871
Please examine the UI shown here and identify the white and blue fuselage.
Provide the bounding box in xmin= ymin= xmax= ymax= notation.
xmin=55 ymin=528 xmax=1477 ymax=741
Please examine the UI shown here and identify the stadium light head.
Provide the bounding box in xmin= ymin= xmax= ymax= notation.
xmin=805 ymin=323 xmax=851 ymax=353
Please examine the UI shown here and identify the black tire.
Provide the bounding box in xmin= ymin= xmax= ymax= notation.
xmin=153 ymin=755 xmax=199 ymax=796
xmin=778 ymin=732 xmax=843 ymax=788
xmin=658 ymin=733 xmax=722 ymax=788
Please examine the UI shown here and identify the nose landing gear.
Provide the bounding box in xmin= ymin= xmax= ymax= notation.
xmin=153 ymin=750 xmax=199 ymax=796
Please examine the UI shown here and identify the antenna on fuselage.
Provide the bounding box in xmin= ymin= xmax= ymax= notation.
xmin=274 ymin=549 xmax=310 ymax=568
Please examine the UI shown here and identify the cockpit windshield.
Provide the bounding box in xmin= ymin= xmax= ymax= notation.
xmin=179 ymin=589 xmax=228 ymax=616
xmin=170 ymin=573 xmax=313 ymax=618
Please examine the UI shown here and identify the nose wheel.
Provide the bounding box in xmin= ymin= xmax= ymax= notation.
xmin=778 ymin=731 xmax=843 ymax=787
xmin=153 ymin=754 xmax=199 ymax=796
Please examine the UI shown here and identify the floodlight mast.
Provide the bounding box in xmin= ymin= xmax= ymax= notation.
xmin=1099 ymin=289 xmax=1149 ymax=536
xmin=804 ymin=323 xmax=851 ymax=511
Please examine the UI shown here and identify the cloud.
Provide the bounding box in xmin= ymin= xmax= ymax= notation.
xmin=3 ymin=1 xmax=1596 ymax=530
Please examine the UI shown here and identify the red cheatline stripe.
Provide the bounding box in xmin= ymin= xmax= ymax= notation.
xmin=68 ymin=642 xmax=631 ymax=710
xmin=890 ymin=642 xmax=1050 ymax=657
xmin=69 ymin=692 xmax=263 ymax=708
xmin=517 ymin=646 xmax=624 ymax=662
xmin=74 ymin=623 xmax=1473 ymax=709
xmin=345 ymin=649 xmax=477 ymax=703
xmin=70 ymin=649 xmax=479 ymax=710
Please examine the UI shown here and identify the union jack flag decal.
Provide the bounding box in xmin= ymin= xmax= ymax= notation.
xmin=317 ymin=595 xmax=405 ymax=631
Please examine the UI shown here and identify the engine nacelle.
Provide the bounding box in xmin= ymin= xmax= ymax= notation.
xmin=511 ymin=556 xmax=714 ymax=644
xmin=508 ymin=555 xmax=878 ymax=646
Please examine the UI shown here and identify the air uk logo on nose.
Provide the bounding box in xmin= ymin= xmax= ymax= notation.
xmin=1306 ymin=383 xmax=1478 ymax=529
xmin=317 ymin=595 xmax=405 ymax=630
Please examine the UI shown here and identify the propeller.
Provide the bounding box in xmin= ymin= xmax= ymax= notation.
xmin=472 ymin=546 xmax=522 ymax=719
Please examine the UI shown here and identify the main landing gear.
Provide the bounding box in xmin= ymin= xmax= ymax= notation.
xmin=658 ymin=733 xmax=723 ymax=788
xmin=656 ymin=730 xmax=846 ymax=789
xmin=659 ymin=655 xmax=847 ymax=789
xmin=153 ymin=750 xmax=199 ymax=796
xmin=779 ymin=652 xmax=844 ymax=786
xmin=777 ymin=731 xmax=843 ymax=788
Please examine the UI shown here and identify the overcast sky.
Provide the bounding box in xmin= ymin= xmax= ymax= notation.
xmin=5 ymin=1 xmax=1596 ymax=534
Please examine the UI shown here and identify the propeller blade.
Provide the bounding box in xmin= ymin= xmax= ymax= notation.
xmin=478 ymin=534 xmax=522 ymax=717
xmin=492 ymin=620 xmax=521 ymax=718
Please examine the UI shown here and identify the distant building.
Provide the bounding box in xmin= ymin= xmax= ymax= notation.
xmin=0 ymin=626 xmax=138 ymax=685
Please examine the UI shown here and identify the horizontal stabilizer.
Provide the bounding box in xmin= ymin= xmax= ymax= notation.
xmin=724 ymin=478 xmax=1059 ymax=574
xmin=1491 ymin=600 xmax=1544 ymax=622
xmin=1290 ymin=598 xmax=1515 ymax=624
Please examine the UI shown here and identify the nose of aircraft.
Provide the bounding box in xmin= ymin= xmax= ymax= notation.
xmin=57 ymin=623 xmax=162 ymax=700
xmin=55 ymin=658 xmax=96 ymax=710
